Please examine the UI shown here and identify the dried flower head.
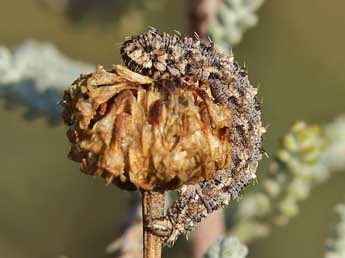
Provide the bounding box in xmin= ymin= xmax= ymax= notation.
xmin=61 ymin=65 xmax=233 ymax=190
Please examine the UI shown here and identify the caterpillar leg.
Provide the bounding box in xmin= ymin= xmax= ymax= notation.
xmin=148 ymin=169 xmax=254 ymax=246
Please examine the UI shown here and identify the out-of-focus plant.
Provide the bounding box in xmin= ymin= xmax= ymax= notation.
xmin=106 ymin=202 xmax=143 ymax=258
xmin=229 ymin=117 xmax=345 ymax=243
xmin=203 ymin=237 xmax=248 ymax=258
xmin=41 ymin=0 xmax=167 ymax=24
xmin=209 ymin=0 xmax=265 ymax=51
xmin=0 ymin=40 xmax=93 ymax=123
xmin=325 ymin=204 xmax=345 ymax=258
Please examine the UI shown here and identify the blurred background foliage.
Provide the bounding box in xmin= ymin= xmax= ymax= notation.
xmin=0 ymin=0 xmax=344 ymax=258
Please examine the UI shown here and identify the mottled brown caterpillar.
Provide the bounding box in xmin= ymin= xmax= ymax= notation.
xmin=121 ymin=29 xmax=235 ymax=104
xmin=121 ymin=29 xmax=265 ymax=245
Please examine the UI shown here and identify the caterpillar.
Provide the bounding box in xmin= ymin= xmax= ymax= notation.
xmin=120 ymin=29 xmax=235 ymax=103
xmin=120 ymin=29 xmax=265 ymax=245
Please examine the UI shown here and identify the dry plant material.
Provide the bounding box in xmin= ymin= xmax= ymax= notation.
xmin=62 ymin=65 xmax=232 ymax=191
xmin=61 ymin=29 xmax=265 ymax=248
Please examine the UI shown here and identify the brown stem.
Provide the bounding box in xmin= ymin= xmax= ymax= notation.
xmin=188 ymin=1 xmax=226 ymax=258
xmin=193 ymin=210 xmax=225 ymax=258
xmin=142 ymin=190 xmax=165 ymax=258
xmin=188 ymin=0 xmax=222 ymax=39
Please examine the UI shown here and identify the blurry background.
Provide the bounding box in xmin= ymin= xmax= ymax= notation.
xmin=0 ymin=0 xmax=344 ymax=258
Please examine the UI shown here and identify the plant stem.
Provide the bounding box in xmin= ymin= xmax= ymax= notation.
xmin=193 ymin=210 xmax=225 ymax=258
xmin=142 ymin=190 xmax=165 ymax=258
xmin=188 ymin=0 xmax=222 ymax=38
xmin=188 ymin=3 xmax=226 ymax=257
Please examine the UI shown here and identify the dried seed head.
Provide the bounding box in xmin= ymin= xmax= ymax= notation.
xmin=61 ymin=65 xmax=233 ymax=190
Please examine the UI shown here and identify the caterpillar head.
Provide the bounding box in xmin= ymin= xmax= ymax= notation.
xmin=120 ymin=30 xmax=183 ymax=76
